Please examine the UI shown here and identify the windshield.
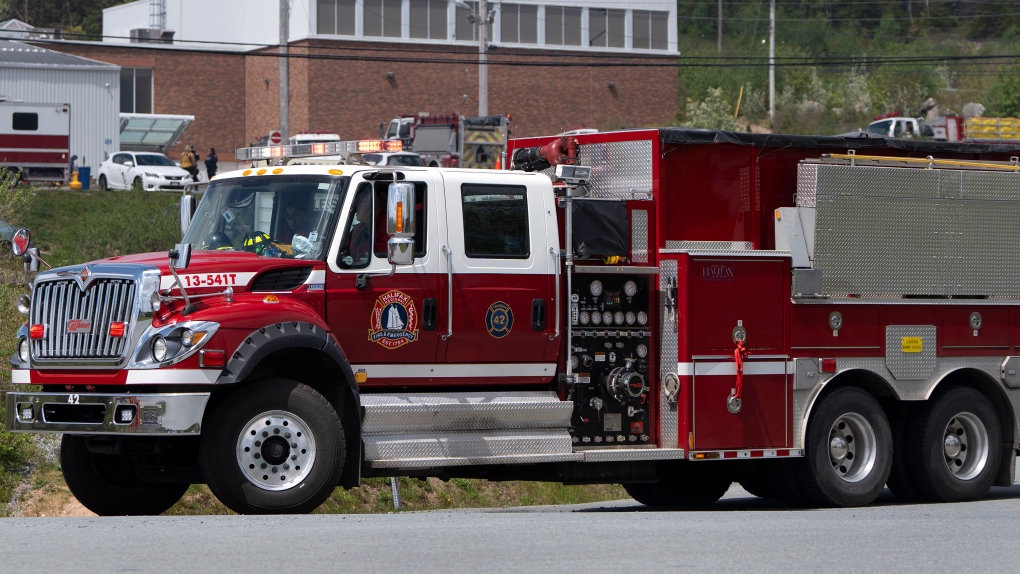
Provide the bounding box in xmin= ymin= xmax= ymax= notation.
xmin=389 ymin=154 xmax=425 ymax=166
xmin=183 ymin=175 xmax=348 ymax=260
xmin=135 ymin=154 xmax=176 ymax=166
xmin=867 ymin=120 xmax=891 ymax=136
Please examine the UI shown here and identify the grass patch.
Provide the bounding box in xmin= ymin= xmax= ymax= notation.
xmin=21 ymin=189 xmax=181 ymax=268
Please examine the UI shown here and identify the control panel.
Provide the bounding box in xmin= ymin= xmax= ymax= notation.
xmin=569 ymin=274 xmax=652 ymax=446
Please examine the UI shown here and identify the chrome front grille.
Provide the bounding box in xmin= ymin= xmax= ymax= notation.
xmin=30 ymin=278 xmax=138 ymax=360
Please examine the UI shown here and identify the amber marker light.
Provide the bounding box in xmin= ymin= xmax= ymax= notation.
xmin=29 ymin=324 xmax=45 ymax=339
xmin=109 ymin=322 xmax=126 ymax=338
xmin=272 ymin=168 xmax=284 ymax=174
xmin=395 ymin=203 xmax=403 ymax=233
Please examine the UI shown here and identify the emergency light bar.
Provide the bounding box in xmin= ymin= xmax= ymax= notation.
xmin=235 ymin=139 xmax=403 ymax=161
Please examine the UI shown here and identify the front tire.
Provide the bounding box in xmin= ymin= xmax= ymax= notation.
xmin=200 ymin=379 xmax=345 ymax=514
xmin=792 ymin=387 xmax=892 ymax=507
xmin=624 ymin=463 xmax=731 ymax=507
xmin=97 ymin=174 xmax=109 ymax=191
xmin=60 ymin=435 xmax=189 ymax=516
xmin=905 ymin=386 xmax=1001 ymax=502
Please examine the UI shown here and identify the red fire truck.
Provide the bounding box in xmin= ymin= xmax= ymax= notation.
xmin=7 ymin=129 xmax=1020 ymax=515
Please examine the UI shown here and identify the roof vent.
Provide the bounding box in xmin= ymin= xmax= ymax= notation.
xmin=130 ymin=28 xmax=175 ymax=44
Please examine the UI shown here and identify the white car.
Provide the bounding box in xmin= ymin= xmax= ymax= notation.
xmin=360 ymin=151 xmax=426 ymax=167
xmin=96 ymin=152 xmax=194 ymax=191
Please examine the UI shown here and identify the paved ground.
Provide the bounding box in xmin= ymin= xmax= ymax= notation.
xmin=2 ymin=481 xmax=1019 ymax=573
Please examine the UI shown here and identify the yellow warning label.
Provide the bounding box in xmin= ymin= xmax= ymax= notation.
xmin=901 ymin=337 xmax=923 ymax=353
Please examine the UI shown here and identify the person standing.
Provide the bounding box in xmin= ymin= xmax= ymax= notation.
xmin=181 ymin=145 xmax=199 ymax=181
xmin=204 ymin=148 xmax=219 ymax=180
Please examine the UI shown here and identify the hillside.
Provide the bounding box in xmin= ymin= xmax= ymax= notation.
xmin=676 ymin=1 xmax=1020 ymax=133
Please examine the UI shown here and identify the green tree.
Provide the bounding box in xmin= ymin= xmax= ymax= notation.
xmin=681 ymin=87 xmax=741 ymax=132
xmin=988 ymin=68 xmax=1020 ymax=117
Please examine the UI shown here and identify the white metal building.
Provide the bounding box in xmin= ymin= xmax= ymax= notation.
xmin=0 ymin=40 xmax=119 ymax=171
xmin=104 ymin=0 xmax=678 ymax=53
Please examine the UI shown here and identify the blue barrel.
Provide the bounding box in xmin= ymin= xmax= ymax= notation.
xmin=77 ymin=166 xmax=91 ymax=190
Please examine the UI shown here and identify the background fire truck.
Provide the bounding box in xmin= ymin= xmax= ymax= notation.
xmin=382 ymin=113 xmax=508 ymax=168
xmin=0 ymin=101 xmax=70 ymax=183
xmin=7 ymin=129 xmax=1020 ymax=515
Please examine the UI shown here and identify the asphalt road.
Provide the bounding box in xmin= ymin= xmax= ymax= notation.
xmin=3 ymin=479 xmax=1020 ymax=574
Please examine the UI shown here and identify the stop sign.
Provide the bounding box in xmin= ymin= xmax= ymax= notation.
xmin=268 ymin=130 xmax=282 ymax=145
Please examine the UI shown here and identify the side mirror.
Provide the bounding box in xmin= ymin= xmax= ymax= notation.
xmin=169 ymin=242 xmax=191 ymax=270
xmin=11 ymin=228 xmax=29 ymax=256
xmin=181 ymin=193 xmax=197 ymax=238
xmin=386 ymin=182 xmax=415 ymax=265
xmin=124 ymin=161 xmax=134 ymax=167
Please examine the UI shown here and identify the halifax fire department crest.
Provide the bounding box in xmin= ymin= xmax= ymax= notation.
xmin=368 ymin=290 xmax=419 ymax=349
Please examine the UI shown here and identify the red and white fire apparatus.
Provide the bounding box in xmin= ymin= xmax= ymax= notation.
xmin=7 ymin=129 xmax=1020 ymax=515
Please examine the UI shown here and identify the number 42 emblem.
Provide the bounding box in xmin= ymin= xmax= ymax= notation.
xmin=485 ymin=301 xmax=514 ymax=338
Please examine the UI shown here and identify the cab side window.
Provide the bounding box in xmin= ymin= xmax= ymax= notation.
xmin=339 ymin=184 xmax=373 ymax=269
xmin=461 ymin=184 xmax=529 ymax=259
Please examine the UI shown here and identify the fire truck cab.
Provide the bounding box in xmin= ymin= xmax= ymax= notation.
xmin=7 ymin=130 xmax=1020 ymax=515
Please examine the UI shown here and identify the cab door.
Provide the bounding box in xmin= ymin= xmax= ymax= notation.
xmin=438 ymin=171 xmax=559 ymax=385
xmin=325 ymin=170 xmax=446 ymax=388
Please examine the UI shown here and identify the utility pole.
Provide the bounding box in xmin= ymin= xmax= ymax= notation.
xmin=717 ymin=0 xmax=722 ymax=54
xmin=279 ymin=0 xmax=290 ymax=142
xmin=478 ymin=0 xmax=489 ymax=116
xmin=769 ymin=0 xmax=775 ymax=121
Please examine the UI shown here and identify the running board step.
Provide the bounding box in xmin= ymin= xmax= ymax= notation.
xmin=361 ymin=391 xmax=573 ymax=434
xmin=365 ymin=430 xmax=578 ymax=468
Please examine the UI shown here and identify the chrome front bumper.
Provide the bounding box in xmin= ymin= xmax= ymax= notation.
xmin=6 ymin=392 xmax=210 ymax=435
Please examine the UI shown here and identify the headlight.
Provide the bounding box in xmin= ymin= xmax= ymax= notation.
xmin=180 ymin=329 xmax=194 ymax=346
xmin=18 ymin=338 xmax=29 ymax=363
xmin=151 ymin=336 xmax=168 ymax=362
xmin=16 ymin=294 xmax=29 ymax=315
xmin=144 ymin=172 xmax=159 ymax=178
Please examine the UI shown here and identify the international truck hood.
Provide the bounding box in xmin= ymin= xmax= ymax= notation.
xmin=96 ymin=251 xmax=323 ymax=292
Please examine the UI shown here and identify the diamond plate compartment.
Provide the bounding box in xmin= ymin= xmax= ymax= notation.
xmin=885 ymin=325 xmax=937 ymax=381
xmin=542 ymin=140 xmax=653 ymax=200
xmin=796 ymin=163 xmax=819 ymax=207
xmin=659 ymin=259 xmax=679 ymax=449
xmin=631 ymin=209 xmax=649 ymax=263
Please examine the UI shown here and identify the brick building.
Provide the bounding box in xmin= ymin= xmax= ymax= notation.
xmin=42 ymin=0 xmax=678 ymax=166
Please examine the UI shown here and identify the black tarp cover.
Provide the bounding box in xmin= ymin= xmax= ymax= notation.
xmin=657 ymin=128 xmax=1020 ymax=156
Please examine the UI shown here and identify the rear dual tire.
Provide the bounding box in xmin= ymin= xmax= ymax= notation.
xmin=902 ymin=386 xmax=1001 ymax=503
xmin=791 ymin=387 xmax=893 ymax=507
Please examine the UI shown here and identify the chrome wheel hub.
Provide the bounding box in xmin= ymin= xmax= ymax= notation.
xmin=943 ymin=412 xmax=988 ymax=481
xmin=827 ymin=413 xmax=877 ymax=483
xmin=236 ymin=410 xmax=316 ymax=491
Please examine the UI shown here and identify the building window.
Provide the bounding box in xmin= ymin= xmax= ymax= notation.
xmin=410 ymin=0 xmax=447 ymax=40
xmin=589 ymin=8 xmax=625 ymax=48
xmin=462 ymin=184 xmax=530 ymax=259
xmin=456 ymin=0 xmax=477 ymax=41
xmin=317 ymin=0 xmax=355 ymax=35
xmin=633 ymin=10 xmax=668 ymax=50
xmin=544 ymin=6 xmax=580 ymax=46
xmin=365 ymin=0 xmax=402 ymax=38
xmin=12 ymin=113 xmax=38 ymax=131
xmin=120 ymin=68 xmax=152 ymax=113
xmin=500 ymin=3 xmax=537 ymax=44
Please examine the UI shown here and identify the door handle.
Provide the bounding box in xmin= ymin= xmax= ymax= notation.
xmin=442 ymin=245 xmax=453 ymax=340
xmin=423 ymin=298 xmax=437 ymax=330
xmin=531 ymin=299 xmax=546 ymax=331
